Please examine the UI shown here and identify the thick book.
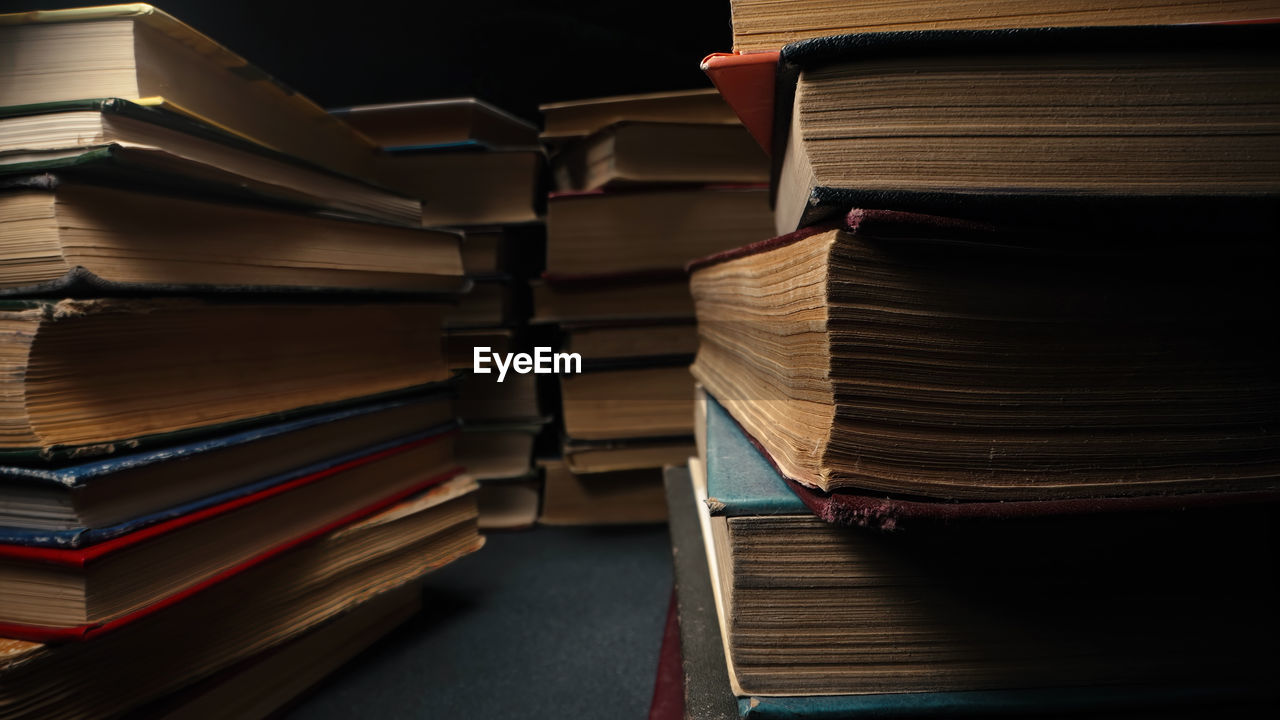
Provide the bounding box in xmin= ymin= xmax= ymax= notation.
xmin=459 ymin=225 xmax=545 ymax=280
xmin=540 ymin=89 xmax=741 ymax=146
xmin=0 ymin=176 xmax=464 ymax=296
xmin=564 ymin=436 xmax=696 ymax=475
xmin=332 ymin=97 xmax=539 ymax=151
xmin=0 ymin=476 xmax=483 ymax=720
xmin=474 ymin=471 xmax=542 ymax=531
xmin=561 ymin=364 xmax=695 ymax=441
xmin=550 ymin=122 xmax=768 ymax=193
xmin=727 ymin=0 xmax=1280 ymax=52
xmin=0 ymin=298 xmax=449 ymax=459
xmin=457 ymin=425 xmax=541 ymax=480
xmin=691 ymin=394 xmax=1280 ymax=706
xmin=532 ymin=271 xmax=694 ymax=324
xmin=562 ymin=320 xmax=698 ymax=365
xmin=689 ymin=208 xmax=1280 ymax=505
xmin=134 ymin=583 xmax=422 ymax=720
xmin=0 ymin=430 xmax=462 ymax=640
xmin=457 ymin=371 xmax=542 ymax=424
xmin=372 ymin=148 xmax=545 ymax=228
xmin=444 ymin=278 xmax=525 ymax=329
xmin=546 ymin=187 xmax=772 ymax=276
xmin=0 ymin=98 xmax=421 ymax=226
xmin=0 ymin=3 xmax=379 ymax=182
xmin=538 ymin=459 xmax=667 ymax=525
xmin=0 ymin=390 xmax=454 ymax=539
xmin=772 ymin=24 xmax=1280 ymax=233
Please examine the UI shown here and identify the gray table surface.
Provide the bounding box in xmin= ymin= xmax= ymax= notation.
xmin=285 ymin=525 xmax=673 ymax=719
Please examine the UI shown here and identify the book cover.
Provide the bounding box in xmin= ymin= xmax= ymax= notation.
xmin=647 ymin=590 xmax=685 ymax=720
xmin=331 ymin=97 xmax=540 ymax=151
xmin=0 ymin=434 xmax=463 ymax=642
xmin=662 ymin=466 xmax=739 ymax=720
xmin=699 ymin=52 xmax=778 ymax=153
xmin=0 ymin=377 xmax=452 ymax=466
xmin=0 ymin=415 xmax=459 ymax=548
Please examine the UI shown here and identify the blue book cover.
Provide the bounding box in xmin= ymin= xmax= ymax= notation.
xmin=0 ymin=393 xmax=456 ymax=548
xmin=704 ymin=392 xmax=806 ymax=517
xmin=736 ymin=685 xmax=1271 ymax=718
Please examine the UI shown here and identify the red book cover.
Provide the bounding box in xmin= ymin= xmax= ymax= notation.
xmin=647 ymin=590 xmax=684 ymax=720
xmin=0 ymin=435 xmax=462 ymax=642
xmin=700 ymin=52 xmax=778 ymax=153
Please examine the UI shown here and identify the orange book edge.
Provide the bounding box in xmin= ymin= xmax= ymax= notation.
xmin=700 ymin=52 xmax=779 ymax=154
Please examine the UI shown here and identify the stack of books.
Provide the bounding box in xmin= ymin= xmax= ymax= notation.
xmin=0 ymin=5 xmax=483 ymax=718
xmin=662 ymin=2 xmax=1280 ymax=718
xmin=535 ymin=90 xmax=774 ymax=525
xmin=335 ymin=98 xmax=549 ymax=530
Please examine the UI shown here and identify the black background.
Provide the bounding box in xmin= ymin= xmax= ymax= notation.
xmin=1 ymin=0 xmax=733 ymax=122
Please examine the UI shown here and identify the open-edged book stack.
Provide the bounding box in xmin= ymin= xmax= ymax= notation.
xmin=531 ymin=89 xmax=778 ymax=525
xmin=0 ymin=473 xmax=483 ymax=719
xmin=0 ymin=5 xmax=487 ymax=716
xmin=330 ymin=95 xmax=550 ymax=529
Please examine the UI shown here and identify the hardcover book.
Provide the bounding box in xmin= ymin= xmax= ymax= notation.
xmin=561 ymin=364 xmax=695 ymax=441
xmin=0 ymin=430 xmax=461 ymax=640
xmin=772 ymin=24 xmax=1280 ymax=233
xmin=550 ymin=123 xmax=767 ymax=193
xmin=473 ymin=471 xmax=542 ymax=530
xmin=456 ymin=425 xmax=540 ymax=480
xmin=538 ymin=459 xmax=667 ymax=525
xmin=333 ymin=97 xmax=539 ymax=151
xmin=0 ymin=177 xmax=463 ymax=296
xmin=540 ymin=89 xmax=741 ymax=146
xmin=727 ymin=0 xmax=1280 ymax=52
xmin=532 ymin=272 xmax=694 ymax=323
xmin=564 ymin=436 xmax=696 ymax=475
xmin=0 ymin=476 xmax=483 ymax=720
xmin=0 ymin=3 xmax=380 ymax=182
xmin=0 ymin=391 xmax=455 ymax=539
xmin=561 ymin=321 xmax=698 ymax=365
xmin=134 ymin=584 xmax=423 ymax=720
xmin=444 ymin=279 xmax=522 ymax=329
xmin=458 ymin=225 xmax=545 ymax=280
xmin=372 ymin=148 xmax=544 ymax=228
xmin=689 ymin=208 xmax=1280 ymax=505
xmin=546 ymin=187 xmax=772 ymax=276
xmin=690 ymin=391 xmax=1279 ymax=706
xmin=0 ymin=299 xmax=449 ymax=458
xmin=662 ymin=466 xmax=737 ymax=720
xmin=0 ymin=98 xmax=421 ymax=226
